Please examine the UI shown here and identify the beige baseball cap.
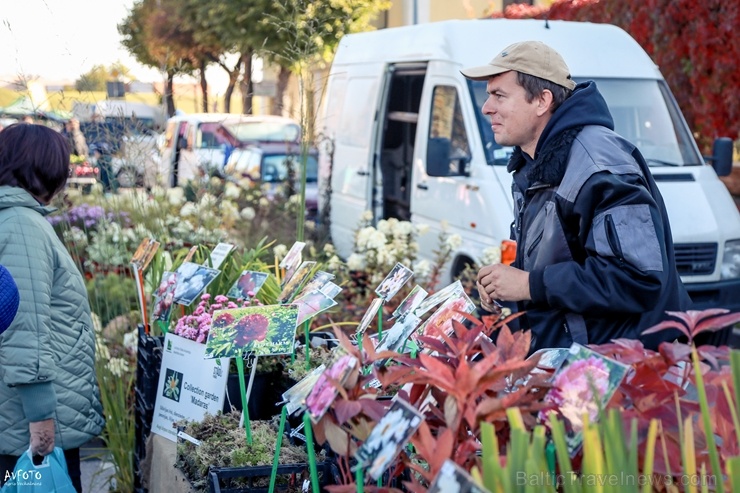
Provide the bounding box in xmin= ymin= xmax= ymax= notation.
xmin=461 ymin=40 xmax=576 ymax=90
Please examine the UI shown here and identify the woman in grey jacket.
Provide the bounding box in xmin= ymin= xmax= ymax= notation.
xmin=0 ymin=124 xmax=104 ymax=492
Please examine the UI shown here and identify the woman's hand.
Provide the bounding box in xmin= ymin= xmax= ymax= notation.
xmin=29 ymin=419 xmax=55 ymax=456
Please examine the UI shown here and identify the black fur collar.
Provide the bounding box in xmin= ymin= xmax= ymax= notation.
xmin=507 ymin=125 xmax=584 ymax=187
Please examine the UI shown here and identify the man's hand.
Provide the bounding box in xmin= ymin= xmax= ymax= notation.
xmin=29 ymin=419 xmax=55 ymax=456
xmin=477 ymin=264 xmax=531 ymax=303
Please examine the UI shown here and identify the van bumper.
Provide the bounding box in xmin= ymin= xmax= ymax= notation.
xmin=686 ymin=278 xmax=740 ymax=312
xmin=685 ymin=278 xmax=740 ymax=347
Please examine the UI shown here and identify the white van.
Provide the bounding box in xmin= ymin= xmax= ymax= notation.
xmin=318 ymin=19 xmax=740 ymax=317
xmin=159 ymin=114 xmax=301 ymax=188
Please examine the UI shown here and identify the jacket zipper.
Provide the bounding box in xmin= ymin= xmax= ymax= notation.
xmin=605 ymin=214 xmax=625 ymax=265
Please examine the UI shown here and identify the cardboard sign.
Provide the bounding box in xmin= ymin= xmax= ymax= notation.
xmin=151 ymin=333 xmax=230 ymax=442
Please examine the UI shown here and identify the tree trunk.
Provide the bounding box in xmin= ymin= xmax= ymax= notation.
xmin=165 ymin=70 xmax=176 ymax=117
xmin=223 ymin=59 xmax=242 ymax=113
xmin=272 ymin=65 xmax=291 ymax=116
xmin=199 ymin=59 xmax=208 ymax=113
xmin=240 ymin=48 xmax=254 ymax=115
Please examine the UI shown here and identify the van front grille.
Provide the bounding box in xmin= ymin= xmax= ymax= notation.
xmin=674 ymin=243 xmax=717 ymax=276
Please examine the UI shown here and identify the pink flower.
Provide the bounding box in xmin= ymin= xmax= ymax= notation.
xmin=215 ymin=295 xmax=229 ymax=304
xmin=201 ymin=293 xmax=212 ymax=301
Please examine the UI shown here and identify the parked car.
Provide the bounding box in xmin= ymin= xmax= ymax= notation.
xmin=159 ymin=114 xmax=301 ymax=188
xmin=224 ymin=142 xmax=319 ymax=217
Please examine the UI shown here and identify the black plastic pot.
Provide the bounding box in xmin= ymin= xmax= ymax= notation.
xmin=222 ymin=370 xmax=292 ymax=421
xmin=208 ymin=461 xmax=338 ymax=493
xmin=134 ymin=324 xmax=164 ymax=492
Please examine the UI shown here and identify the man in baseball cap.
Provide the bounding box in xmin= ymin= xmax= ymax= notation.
xmin=466 ymin=40 xmax=689 ymax=353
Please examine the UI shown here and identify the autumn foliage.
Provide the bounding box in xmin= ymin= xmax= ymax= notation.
xmin=492 ymin=0 xmax=740 ymax=153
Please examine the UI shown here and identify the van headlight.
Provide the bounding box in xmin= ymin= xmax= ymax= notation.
xmin=721 ymin=239 xmax=740 ymax=280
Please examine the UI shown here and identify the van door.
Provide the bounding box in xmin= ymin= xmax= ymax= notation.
xmin=328 ymin=69 xmax=383 ymax=256
xmin=410 ymin=68 xmax=477 ymax=275
xmin=374 ymin=64 xmax=427 ymax=222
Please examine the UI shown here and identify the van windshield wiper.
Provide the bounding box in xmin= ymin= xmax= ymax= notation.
xmin=645 ymin=158 xmax=682 ymax=167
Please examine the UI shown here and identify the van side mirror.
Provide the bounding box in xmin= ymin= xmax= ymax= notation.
xmin=709 ymin=137 xmax=733 ymax=176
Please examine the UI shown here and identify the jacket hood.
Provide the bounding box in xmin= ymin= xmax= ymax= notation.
xmin=0 ymin=186 xmax=56 ymax=216
xmin=534 ymin=80 xmax=614 ymax=158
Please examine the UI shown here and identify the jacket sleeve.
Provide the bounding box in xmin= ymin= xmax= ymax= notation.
xmin=529 ymin=171 xmax=668 ymax=315
xmin=0 ymin=212 xmax=58 ymax=421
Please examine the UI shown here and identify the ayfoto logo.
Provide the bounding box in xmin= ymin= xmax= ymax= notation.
xmin=4 ymin=468 xmax=42 ymax=486
xmin=500 ymin=51 xmax=509 ymax=57
xmin=167 ymin=339 xmax=173 ymax=351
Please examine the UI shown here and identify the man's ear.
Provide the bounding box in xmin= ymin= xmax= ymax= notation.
xmin=536 ymin=90 xmax=555 ymax=117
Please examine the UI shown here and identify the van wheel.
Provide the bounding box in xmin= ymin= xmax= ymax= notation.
xmin=451 ymin=256 xmax=475 ymax=281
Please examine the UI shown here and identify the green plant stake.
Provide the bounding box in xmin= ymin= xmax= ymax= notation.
xmin=376 ymin=302 xmax=384 ymax=340
xmin=355 ymin=467 xmax=364 ymax=493
xmin=268 ymin=406 xmax=288 ymax=493
xmin=236 ymin=356 xmax=253 ymax=445
xmin=305 ymin=321 xmax=311 ymax=370
xmin=546 ymin=440 xmax=556 ymax=481
xmin=302 ymin=413 xmax=320 ymax=493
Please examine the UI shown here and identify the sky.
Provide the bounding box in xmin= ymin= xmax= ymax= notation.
xmin=0 ymin=0 xmax=169 ymax=84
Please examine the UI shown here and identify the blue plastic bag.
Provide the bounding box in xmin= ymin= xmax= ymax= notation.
xmin=1 ymin=448 xmax=75 ymax=493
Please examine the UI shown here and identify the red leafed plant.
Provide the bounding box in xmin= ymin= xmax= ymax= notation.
xmin=591 ymin=308 xmax=740 ymax=479
xmin=318 ymin=312 xmax=552 ymax=492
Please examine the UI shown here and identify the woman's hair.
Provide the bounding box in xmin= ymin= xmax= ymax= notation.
xmin=0 ymin=123 xmax=71 ymax=203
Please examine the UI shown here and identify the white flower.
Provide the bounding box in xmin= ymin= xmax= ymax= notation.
xmin=124 ymin=331 xmax=138 ymax=354
xmin=305 ymin=220 xmax=316 ymax=231
xmin=366 ymin=230 xmax=387 ymax=251
xmin=166 ymin=187 xmax=185 ymax=206
xmin=259 ymin=197 xmax=269 ymax=208
xmin=288 ymin=195 xmax=301 ymax=205
xmin=240 ymin=206 xmax=256 ymax=221
xmin=481 ymin=246 xmax=502 ymax=265
xmin=209 ymin=176 xmax=222 ymax=188
xmin=326 ymin=255 xmax=343 ymax=271
xmin=413 ymin=259 xmax=433 ymax=279
xmin=239 ymin=178 xmax=254 ymax=190
xmin=392 ymin=221 xmax=414 ymax=237
xmin=108 ymin=357 xmax=130 ymax=378
xmin=224 ymin=182 xmax=241 ymax=199
xmin=273 ymin=244 xmax=288 ymax=260
xmin=323 ymin=243 xmax=335 ymax=255
xmin=199 ymin=193 xmax=218 ymax=209
xmin=376 ymin=219 xmax=391 ymax=235
xmin=416 ymin=223 xmax=430 ymax=236
xmin=347 ymin=253 xmax=366 ymax=271
xmin=150 ymin=186 xmax=166 ymax=199
xmin=361 ymin=210 xmax=373 ymax=222
xmin=180 ymin=203 xmax=196 ymax=217
xmin=445 ymin=233 xmax=463 ymax=251
xmin=221 ymin=201 xmax=240 ymax=221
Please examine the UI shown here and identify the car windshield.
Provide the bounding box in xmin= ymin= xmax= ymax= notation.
xmin=224 ymin=121 xmax=300 ymax=144
xmin=262 ymin=154 xmax=319 ymax=183
xmin=468 ymin=78 xmax=703 ymax=166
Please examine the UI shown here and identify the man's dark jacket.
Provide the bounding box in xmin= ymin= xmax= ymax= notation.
xmin=508 ymin=81 xmax=691 ymax=352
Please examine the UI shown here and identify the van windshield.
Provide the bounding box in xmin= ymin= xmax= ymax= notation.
xmin=262 ymin=154 xmax=319 ymax=183
xmin=468 ymin=78 xmax=703 ymax=167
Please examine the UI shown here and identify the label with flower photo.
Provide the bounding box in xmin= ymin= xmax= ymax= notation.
xmin=152 ymin=333 xmax=230 ymax=442
xmin=354 ymin=397 xmax=423 ymax=480
xmin=305 ymin=354 xmax=358 ymax=423
xmin=204 ymin=305 xmax=299 ymax=358
xmin=428 ymin=459 xmax=490 ymax=493
xmin=281 ymin=364 xmax=326 ymax=415
xmin=539 ymin=343 xmax=630 ymax=456
xmin=374 ymin=263 xmax=413 ymax=301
